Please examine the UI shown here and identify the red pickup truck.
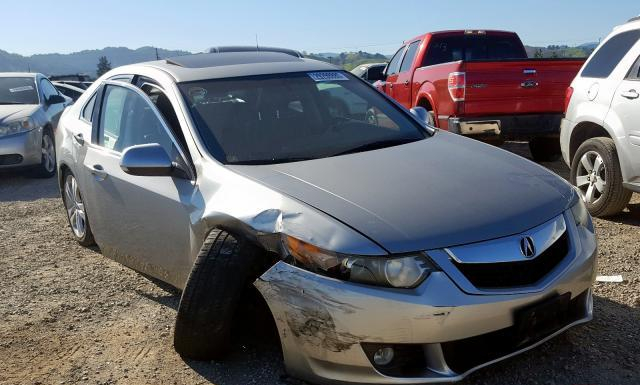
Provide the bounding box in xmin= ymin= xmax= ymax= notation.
xmin=373 ymin=30 xmax=585 ymax=161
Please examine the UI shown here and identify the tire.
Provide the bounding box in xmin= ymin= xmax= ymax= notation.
xmin=61 ymin=171 xmax=95 ymax=246
xmin=174 ymin=229 xmax=266 ymax=360
xmin=426 ymin=110 xmax=436 ymax=127
xmin=31 ymin=127 xmax=56 ymax=178
xmin=529 ymin=137 xmax=561 ymax=162
xmin=570 ymin=137 xmax=632 ymax=217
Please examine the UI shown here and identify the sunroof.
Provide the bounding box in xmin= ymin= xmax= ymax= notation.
xmin=165 ymin=51 xmax=301 ymax=69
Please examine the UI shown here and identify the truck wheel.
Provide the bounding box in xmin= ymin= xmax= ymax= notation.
xmin=31 ymin=128 xmax=56 ymax=178
xmin=570 ymin=137 xmax=631 ymax=217
xmin=174 ymin=229 xmax=266 ymax=360
xmin=62 ymin=171 xmax=95 ymax=246
xmin=529 ymin=137 xmax=561 ymax=162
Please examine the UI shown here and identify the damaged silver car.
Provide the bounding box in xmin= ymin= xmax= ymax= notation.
xmin=55 ymin=50 xmax=597 ymax=384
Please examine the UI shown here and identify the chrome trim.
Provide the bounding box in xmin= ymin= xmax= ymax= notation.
xmin=431 ymin=212 xmax=574 ymax=295
xmin=523 ymin=69 xmax=537 ymax=74
xmin=444 ymin=214 xmax=566 ymax=263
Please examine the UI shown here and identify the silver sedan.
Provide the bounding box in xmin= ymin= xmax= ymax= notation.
xmin=0 ymin=73 xmax=69 ymax=177
xmin=56 ymin=51 xmax=597 ymax=384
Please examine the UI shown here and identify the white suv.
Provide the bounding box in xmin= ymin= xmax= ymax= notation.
xmin=561 ymin=17 xmax=640 ymax=217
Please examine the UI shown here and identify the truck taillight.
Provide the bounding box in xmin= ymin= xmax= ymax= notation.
xmin=448 ymin=72 xmax=466 ymax=102
xmin=564 ymin=86 xmax=574 ymax=114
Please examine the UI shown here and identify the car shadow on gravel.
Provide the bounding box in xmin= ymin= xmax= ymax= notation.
xmin=602 ymin=202 xmax=640 ymax=226
xmin=0 ymin=171 xmax=59 ymax=201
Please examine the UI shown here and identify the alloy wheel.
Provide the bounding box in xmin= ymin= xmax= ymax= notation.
xmin=575 ymin=150 xmax=606 ymax=205
xmin=42 ymin=133 xmax=55 ymax=173
xmin=64 ymin=175 xmax=86 ymax=238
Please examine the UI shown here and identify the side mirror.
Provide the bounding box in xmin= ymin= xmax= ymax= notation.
xmin=366 ymin=68 xmax=387 ymax=82
xmin=410 ymin=106 xmax=429 ymax=125
xmin=46 ymin=94 xmax=66 ymax=105
xmin=120 ymin=143 xmax=174 ymax=177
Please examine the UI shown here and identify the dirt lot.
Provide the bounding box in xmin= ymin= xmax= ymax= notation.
xmin=1 ymin=143 xmax=639 ymax=385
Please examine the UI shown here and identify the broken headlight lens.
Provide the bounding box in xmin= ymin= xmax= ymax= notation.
xmin=284 ymin=235 xmax=436 ymax=288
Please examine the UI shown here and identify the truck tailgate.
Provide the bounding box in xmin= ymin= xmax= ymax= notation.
xmin=462 ymin=59 xmax=584 ymax=116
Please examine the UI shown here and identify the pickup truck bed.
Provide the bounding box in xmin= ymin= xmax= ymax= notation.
xmin=375 ymin=30 xmax=585 ymax=161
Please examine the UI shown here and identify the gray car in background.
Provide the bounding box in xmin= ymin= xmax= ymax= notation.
xmin=0 ymin=72 xmax=69 ymax=177
xmin=351 ymin=62 xmax=387 ymax=83
xmin=56 ymin=52 xmax=596 ymax=384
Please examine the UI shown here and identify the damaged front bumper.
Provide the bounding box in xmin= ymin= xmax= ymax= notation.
xmin=254 ymin=236 xmax=595 ymax=384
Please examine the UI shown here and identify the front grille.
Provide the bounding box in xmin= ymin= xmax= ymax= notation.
xmin=452 ymin=231 xmax=569 ymax=288
xmin=441 ymin=290 xmax=589 ymax=374
xmin=0 ymin=154 xmax=23 ymax=165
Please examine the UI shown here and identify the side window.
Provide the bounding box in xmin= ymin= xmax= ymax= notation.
xmin=139 ymin=83 xmax=188 ymax=151
xmin=40 ymin=79 xmax=59 ymax=101
xmin=400 ymin=41 xmax=420 ymax=73
xmin=386 ymin=47 xmax=406 ymax=75
xmin=582 ymin=29 xmax=640 ymax=79
xmin=81 ymin=93 xmax=97 ymax=122
xmin=98 ymin=85 xmax=174 ymax=154
xmin=626 ymin=55 xmax=640 ymax=80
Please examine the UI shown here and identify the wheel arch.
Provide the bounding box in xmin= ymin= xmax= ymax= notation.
xmin=569 ymin=121 xmax=612 ymax=162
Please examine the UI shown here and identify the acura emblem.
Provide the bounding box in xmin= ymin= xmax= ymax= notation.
xmin=520 ymin=236 xmax=536 ymax=258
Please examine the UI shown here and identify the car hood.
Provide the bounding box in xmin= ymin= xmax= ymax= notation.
xmin=228 ymin=132 xmax=575 ymax=253
xmin=0 ymin=104 xmax=39 ymax=123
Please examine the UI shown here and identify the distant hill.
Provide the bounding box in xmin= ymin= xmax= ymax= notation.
xmin=0 ymin=47 xmax=191 ymax=78
xmin=303 ymin=51 xmax=388 ymax=71
xmin=524 ymin=44 xmax=595 ymax=58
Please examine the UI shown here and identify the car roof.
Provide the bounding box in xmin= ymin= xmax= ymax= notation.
xmin=52 ymin=82 xmax=85 ymax=92
xmin=134 ymin=51 xmax=338 ymax=83
xmin=0 ymin=72 xmax=39 ymax=78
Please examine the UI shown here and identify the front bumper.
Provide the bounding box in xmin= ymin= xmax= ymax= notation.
xmin=254 ymin=212 xmax=596 ymax=384
xmin=0 ymin=128 xmax=43 ymax=169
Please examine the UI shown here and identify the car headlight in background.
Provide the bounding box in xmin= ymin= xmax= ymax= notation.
xmin=284 ymin=235 xmax=437 ymax=288
xmin=571 ymin=197 xmax=593 ymax=230
xmin=0 ymin=118 xmax=35 ymax=137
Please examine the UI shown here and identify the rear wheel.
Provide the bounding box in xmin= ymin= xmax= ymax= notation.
xmin=174 ymin=229 xmax=268 ymax=360
xmin=31 ymin=128 xmax=56 ymax=178
xmin=570 ymin=137 xmax=631 ymax=217
xmin=529 ymin=137 xmax=561 ymax=162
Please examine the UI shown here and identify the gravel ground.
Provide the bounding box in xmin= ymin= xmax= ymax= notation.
xmin=0 ymin=143 xmax=638 ymax=385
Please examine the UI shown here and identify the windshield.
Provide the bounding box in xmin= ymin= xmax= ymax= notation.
xmin=179 ymin=71 xmax=426 ymax=164
xmin=0 ymin=77 xmax=39 ymax=105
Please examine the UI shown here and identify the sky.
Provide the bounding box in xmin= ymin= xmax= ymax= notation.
xmin=5 ymin=0 xmax=639 ymax=56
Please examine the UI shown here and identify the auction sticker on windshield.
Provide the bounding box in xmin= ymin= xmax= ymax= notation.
xmin=308 ymin=72 xmax=349 ymax=82
xmin=10 ymin=86 xmax=34 ymax=93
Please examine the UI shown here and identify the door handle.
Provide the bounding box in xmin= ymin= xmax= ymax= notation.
xmin=72 ymin=133 xmax=85 ymax=145
xmin=621 ymin=89 xmax=639 ymax=99
xmin=90 ymin=164 xmax=108 ymax=181
xmin=404 ymin=80 xmax=410 ymax=86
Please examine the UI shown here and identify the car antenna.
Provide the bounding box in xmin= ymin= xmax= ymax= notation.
xmin=255 ymin=34 xmax=259 ymax=52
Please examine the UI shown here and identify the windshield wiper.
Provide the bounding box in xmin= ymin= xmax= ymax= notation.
xmin=333 ymin=138 xmax=420 ymax=156
xmin=228 ymin=157 xmax=315 ymax=165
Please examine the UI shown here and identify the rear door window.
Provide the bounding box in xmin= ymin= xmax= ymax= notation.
xmin=400 ymin=41 xmax=420 ymax=73
xmin=582 ymin=29 xmax=640 ymax=79
xmin=625 ymin=54 xmax=640 ymax=80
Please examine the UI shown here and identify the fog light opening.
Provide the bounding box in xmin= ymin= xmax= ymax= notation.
xmin=373 ymin=347 xmax=395 ymax=366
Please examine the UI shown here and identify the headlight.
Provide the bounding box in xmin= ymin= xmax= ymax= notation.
xmin=570 ymin=197 xmax=593 ymax=230
xmin=284 ymin=235 xmax=436 ymax=288
xmin=0 ymin=118 xmax=35 ymax=137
